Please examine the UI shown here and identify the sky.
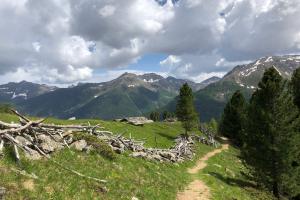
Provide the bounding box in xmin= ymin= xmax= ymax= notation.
xmin=0 ymin=0 xmax=300 ymax=86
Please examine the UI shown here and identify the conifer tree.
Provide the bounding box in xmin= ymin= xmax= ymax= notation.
xmin=242 ymin=67 xmax=300 ymax=198
xmin=287 ymin=67 xmax=300 ymax=198
xmin=162 ymin=111 xmax=171 ymax=120
xmin=208 ymin=118 xmax=218 ymax=133
xmin=176 ymin=83 xmax=199 ymax=137
xmin=291 ymin=68 xmax=300 ymax=109
xmin=275 ymin=83 xmax=300 ymax=199
xmin=219 ymin=90 xmax=246 ymax=145
xmin=149 ymin=111 xmax=160 ymax=122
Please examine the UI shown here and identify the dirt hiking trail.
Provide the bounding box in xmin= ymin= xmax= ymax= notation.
xmin=176 ymin=140 xmax=229 ymax=200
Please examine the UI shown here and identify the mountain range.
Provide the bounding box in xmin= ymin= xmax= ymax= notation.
xmin=1 ymin=55 xmax=299 ymax=121
xmin=0 ymin=73 xmax=218 ymax=120
xmin=163 ymin=55 xmax=300 ymax=121
xmin=194 ymin=55 xmax=300 ymax=121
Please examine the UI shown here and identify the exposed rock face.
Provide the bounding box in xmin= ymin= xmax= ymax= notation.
xmin=70 ymin=140 xmax=87 ymax=151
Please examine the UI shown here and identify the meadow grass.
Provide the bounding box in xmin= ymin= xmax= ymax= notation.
xmin=0 ymin=143 xmax=213 ymax=200
xmin=0 ymin=113 xmax=274 ymax=199
xmin=0 ymin=113 xmax=212 ymax=199
xmin=198 ymin=146 xmax=275 ymax=200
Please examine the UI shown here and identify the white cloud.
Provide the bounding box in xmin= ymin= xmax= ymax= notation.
xmin=32 ymin=42 xmax=41 ymax=52
xmin=99 ymin=5 xmax=116 ymax=17
xmin=191 ymin=72 xmax=226 ymax=83
xmin=0 ymin=0 xmax=300 ymax=85
xmin=59 ymin=35 xmax=92 ymax=65
xmin=0 ymin=65 xmax=93 ymax=85
xmin=160 ymin=55 xmax=182 ymax=67
xmin=215 ymin=58 xmax=251 ymax=67
xmin=45 ymin=65 xmax=93 ymax=83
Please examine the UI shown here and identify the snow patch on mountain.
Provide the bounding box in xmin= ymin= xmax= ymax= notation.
xmin=240 ymin=66 xmax=258 ymax=77
xmin=265 ymin=56 xmax=273 ymax=63
xmin=143 ymin=78 xmax=159 ymax=83
xmin=11 ymin=92 xmax=27 ymax=99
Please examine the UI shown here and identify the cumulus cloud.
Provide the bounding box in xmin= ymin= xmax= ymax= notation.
xmin=98 ymin=5 xmax=116 ymax=17
xmin=0 ymin=0 xmax=300 ymax=84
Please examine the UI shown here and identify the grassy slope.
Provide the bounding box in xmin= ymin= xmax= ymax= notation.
xmin=0 ymin=113 xmax=212 ymax=199
xmin=0 ymin=113 xmax=274 ymax=199
xmin=198 ymin=146 xmax=275 ymax=200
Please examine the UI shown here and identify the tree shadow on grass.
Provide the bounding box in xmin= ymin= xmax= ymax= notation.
xmin=208 ymin=172 xmax=256 ymax=188
xmin=155 ymin=132 xmax=177 ymax=141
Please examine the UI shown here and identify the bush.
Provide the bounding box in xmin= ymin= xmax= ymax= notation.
xmin=73 ymin=132 xmax=116 ymax=160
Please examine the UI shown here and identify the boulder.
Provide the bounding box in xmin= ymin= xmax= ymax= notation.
xmin=24 ymin=148 xmax=42 ymax=160
xmin=37 ymin=135 xmax=63 ymax=153
xmin=70 ymin=140 xmax=87 ymax=151
xmin=15 ymin=136 xmax=31 ymax=146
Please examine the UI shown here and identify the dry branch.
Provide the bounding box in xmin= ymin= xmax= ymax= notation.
xmin=0 ymin=139 xmax=3 ymax=157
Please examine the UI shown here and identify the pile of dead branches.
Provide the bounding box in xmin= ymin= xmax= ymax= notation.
xmin=129 ymin=135 xmax=195 ymax=162
xmin=0 ymin=110 xmax=217 ymax=165
xmin=195 ymin=124 xmax=219 ymax=148
xmin=0 ymin=110 xmax=104 ymax=162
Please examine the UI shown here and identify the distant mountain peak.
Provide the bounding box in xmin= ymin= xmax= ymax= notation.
xmin=223 ymin=55 xmax=300 ymax=88
xmin=200 ymin=76 xmax=221 ymax=85
xmin=0 ymin=81 xmax=57 ymax=102
xmin=119 ymin=72 xmax=137 ymax=78
xmin=138 ymin=73 xmax=164 ymax=82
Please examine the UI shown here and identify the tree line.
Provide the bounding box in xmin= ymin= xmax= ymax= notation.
xmin=149 ymin=110 xmax=177 ymax=122
xmin=219 ymin=67 xmax=300 ymax=199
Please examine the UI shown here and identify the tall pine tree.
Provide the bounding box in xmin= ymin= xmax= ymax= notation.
xmin=286 ymin=68 xmax=300 ymax=199
xmin=291 ymin=68 xmax=300 ymax=109
xmin=219 ymin=90 xmax=247 ymax=145
xmin=242 ymin=67 xmax=300 ymax=198
xmin=176 ymin=83 xmax=199 ymax=137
